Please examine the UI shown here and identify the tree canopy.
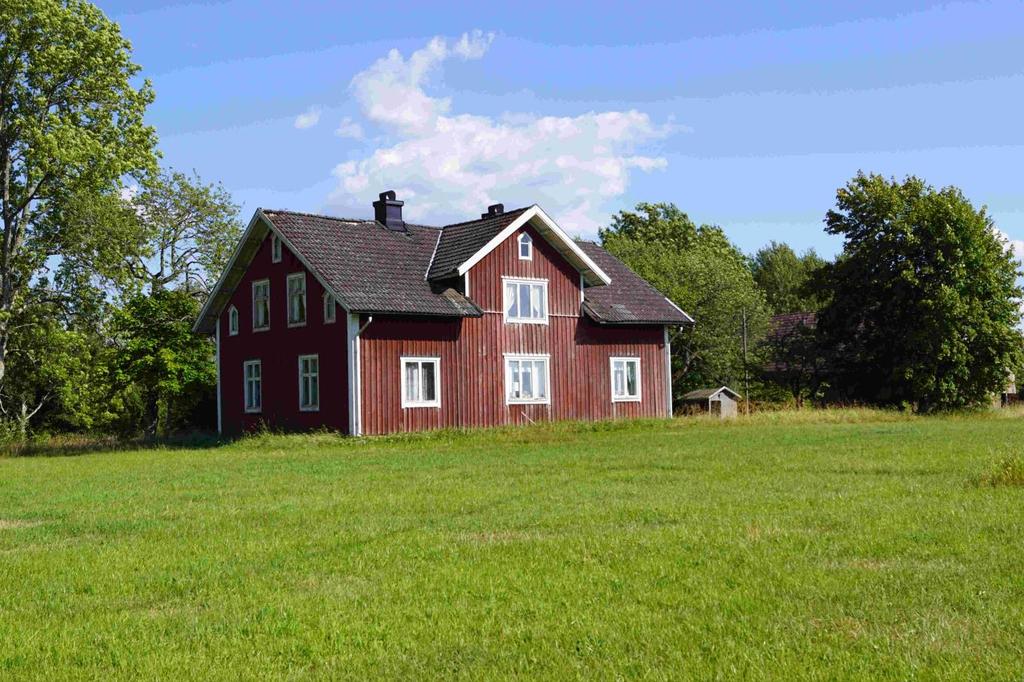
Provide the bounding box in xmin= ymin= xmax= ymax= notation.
xmin=751 ymin=241 xmax=827 ymax=314
xmin=816 ymin=172 xmax=1023 ymax=411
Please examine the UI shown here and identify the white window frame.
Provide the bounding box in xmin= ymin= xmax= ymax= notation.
xmin=517 ymin=232 xmax=533 ymax=260
xmin=298 ymin=354 xmax=319 ymax=412
xmin=502 ymin=277 xmax=549 ymax=325
xmin=252 ymin=279 xmax=270 ymax=331
xmin=227 ymin=305 xmax=239 ymax=336
xmin=504 ymin=353 xmax=551 ymax=405
xmin=610 ymin=356 xmax=642 ymax=403
xmin=243 ymin=359 xmax=262 ymax=413
xmin=400 ymin=356 xmax=441 ymax=408
xmin=271 ymin=234 xmax=282 ymax=263
xmin=287 ymin=272 xmax=307 ymax=328
xmin=323 ymin=293 xmax=336 ymax=324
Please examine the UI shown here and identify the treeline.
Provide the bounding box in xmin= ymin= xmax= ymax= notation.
xmin=601 ymin=174 xmax=1024 ymax=412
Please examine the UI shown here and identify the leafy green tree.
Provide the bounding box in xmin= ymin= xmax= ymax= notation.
xmin=751 ymin=241 xmax=827 ymax=313
xmin=816 ymin=173 xmax=1024 ymax=411
xmin=0 ymin=0 xmax=157 ymax=387
xmin=111 ymin=289 xmax=215 ymax=437
xmin=600 ymin=203 xmax=770 ymax=403
xmin=126 ymin=169 xmax=242 ymax=295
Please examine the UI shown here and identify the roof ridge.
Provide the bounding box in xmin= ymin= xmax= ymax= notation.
xmin=262 ymin=208 xmax=369 ymax=224
xmin=441 ymin=205 xmax=531 ymax=230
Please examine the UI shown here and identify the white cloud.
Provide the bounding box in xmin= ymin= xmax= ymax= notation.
xmin=329 ymin=32 xmax=672 ymax=234
xmin=996 ymin=229 xmax=1024 ymax=265
xmin=334 ymin=117 xmax=364 ymax=139
xmin=294 ymin=106 xmax=322 ymax=129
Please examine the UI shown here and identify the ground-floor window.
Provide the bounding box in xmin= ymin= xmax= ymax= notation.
xmin=401 ymin=357 xmax=440 ymax=408
xmin=505 ymin=354 xmax=550 ymax=404
xmin=611 ymin=357 xmax=641 ymax=402
xmin=244 ymin=360 xmax=262 ymax=412
xmin=298 ymin=354 xmax=319 ymax=411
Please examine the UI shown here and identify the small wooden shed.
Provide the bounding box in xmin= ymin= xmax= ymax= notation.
xmin=681 ymin=386 xmax=741 ymax=418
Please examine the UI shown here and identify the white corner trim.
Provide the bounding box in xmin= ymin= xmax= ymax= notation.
xmin=347 ymin=313 xmax=361 ymax=435
xmin=664 ymin=326 xmax=673 ymax=418
xmin=610 ymin=356 xmax=642 ymax=403
xmin=455 ymin=205 xmax=611 ymax=286
xmin=215 ymin=321 xmax=222 ymax=434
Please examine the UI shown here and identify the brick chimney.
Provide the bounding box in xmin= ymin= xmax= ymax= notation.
xmin=373 ymin=190 xmax=405 ymax=231
xmin=481 ymin=203 xmax=504 ymax=219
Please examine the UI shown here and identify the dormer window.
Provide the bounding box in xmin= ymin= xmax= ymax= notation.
xmin=271 ymin=234 xmax=282 ymax=263
xmin=518 ymin=233 xmax=532 ymax=260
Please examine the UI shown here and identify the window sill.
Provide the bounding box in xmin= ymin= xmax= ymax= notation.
xmin=299 ymin=406 xmax=320 ymax=412
xmin=612 ymin=396 xmax=642 ymax=403
xmin=504 ymin=318 xmax=549 ymax=326
xmin=287 ymin=321 xmax=307 ymax=328
xmin=402 ymin=402 xmax=441 ymax=409
xmin=253 ymin=326 xmax=270 ymax=333
xmin=244 ymin=408 xmax=262 ymax=414
xmin=506 ymin=399 xmax=551 ymax=406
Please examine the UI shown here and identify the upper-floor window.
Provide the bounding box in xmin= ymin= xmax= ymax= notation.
xmin=505 ymin=354 xmax=550 ymax=404
xmin=611 ymin=357 xmax=641 ymax=402
xmin=503 ymin=278 xmax=548 ymax=324
xmin=244 ymin=360 xmax=262 ymax=413
xmin=323 ymin=293 xmax=336 ymax=324
xmin=401 ymin=357 xmax=440 ymax=408
xmin=518 ymin=233 xmax=533 ymax=260
xmin=298 ymin=354 xmax=319 ymax=411
xmin=287 ymin=273 xmax=306 ymax=327
xmin=271 ymin=234 xmax=282 ymax=263
xmin=228 ymin=306 xmax=239 ymax=336
xmin=252 ymin=280 xmax=270 ymax=331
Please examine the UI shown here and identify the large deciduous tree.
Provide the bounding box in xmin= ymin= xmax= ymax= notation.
xmin=600 ymin=203 xmax=770 ymax=401
xmin=751 ymin=241 xmax=827 ymax=314
xmin=126 ymin=169 xmax=241 ymax=295
xmin=816 ymin=172 xmax=1024 ymax=411
xmin=0 ymin=0 xmax=157 ymax=385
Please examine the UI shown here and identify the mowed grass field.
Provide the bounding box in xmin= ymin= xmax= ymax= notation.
xmin=1 ymin=411 xmax=1023 ymax=680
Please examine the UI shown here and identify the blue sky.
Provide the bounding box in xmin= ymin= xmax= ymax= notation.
xmin=97 ymin=0 xmax=1024 ymax=258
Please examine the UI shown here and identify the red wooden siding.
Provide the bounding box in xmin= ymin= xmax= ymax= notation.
xmin=219 ymin=233 xmax=349 ymax=435
xmin=358 ymin=222 xmax=668 ymax=434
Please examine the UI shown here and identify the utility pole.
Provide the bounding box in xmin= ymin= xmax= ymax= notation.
xmin=741 ymin=308 xmax=750 ymax=415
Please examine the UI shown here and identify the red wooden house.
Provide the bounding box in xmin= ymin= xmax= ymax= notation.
xmin=194 ymin=191 xmax=693 ymax=435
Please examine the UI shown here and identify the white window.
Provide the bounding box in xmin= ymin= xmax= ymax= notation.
xmin=228 ymin=306 xmax=239 ymax=336
xmin=503 ymin=278 xmax=548 ymax=324
xmin=271 ymin=234 xmax=282 ymax=263
xmin=298 ymin=355 xmax=319 ymax=411
xmin=401 ymin=357 xmax=440 ymax=408
xmin=252 ymin=280 xmax=270 ymax=331
xmin=287 ymin=273 xmax=306 ymax=327
xmin=244 ymin=360 xmax=262 ymax=413
xmin=323 ymin=293 xmax=336 ymax=324
xmin=611 ymin=357 xmax=641 ymax=402
xmin=505 ymin=354 xmax=550 ymax=404
xmin=518 ymin=232 xmax=533 ymax=260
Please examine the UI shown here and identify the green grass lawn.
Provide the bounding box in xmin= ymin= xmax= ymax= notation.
xmin=1 ymin=411 xmax=1023 ymax=680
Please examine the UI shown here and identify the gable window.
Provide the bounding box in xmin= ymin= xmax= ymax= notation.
xmin=401 ymin=357 xmax=440 ymax=408
xmin=505 ymin=354 xmax=550 ymax=404
xmin=518 ymin=232 xmax=533 ymax=260
xmin=503 ymin=278 xmax=548 ymax=324
xmin=287 ymin=273 xmax=306 ymax=326
xmin=323 ymin=293 xmax=336 ymax=324
xmin=611 ymin=357 xmax=641 ymax=402
xmin=298 ymin=355 xmax=319 ymax=411
xmin=228 ymin=306 xmax=239 ymax=336
xmin=244 ymin=360 xmax=262 ymax=413
xmin=252 ymin=280 xmax=270 ymax=331
xmin=271 ymin=234 xmax=282 ymax=263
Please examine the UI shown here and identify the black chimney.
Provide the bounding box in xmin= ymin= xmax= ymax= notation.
xmin=373 ymin=190 xmax=405 ymax=231
xmin=481 ymin=203 xmax=504 ymax=219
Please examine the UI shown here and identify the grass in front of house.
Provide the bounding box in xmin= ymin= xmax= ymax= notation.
xmin=1 ymin=410 xmax=1023 ymax=679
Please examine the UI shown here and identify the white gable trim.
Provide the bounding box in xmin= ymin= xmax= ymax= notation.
xmin=193 ymin=209 xmax=351 ymax=333
xmin=455 ymin=205 xmax=611 ymax=286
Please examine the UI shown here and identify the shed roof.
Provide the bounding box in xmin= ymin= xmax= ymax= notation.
xmin=681 ymin=386 xmax=742 ymax=401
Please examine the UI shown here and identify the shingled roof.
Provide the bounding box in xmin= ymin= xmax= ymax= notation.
xmin=195 ymin=204 xmax=693 ymax=334
xmin=578 ymin=242 xmax=693 ymax=325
